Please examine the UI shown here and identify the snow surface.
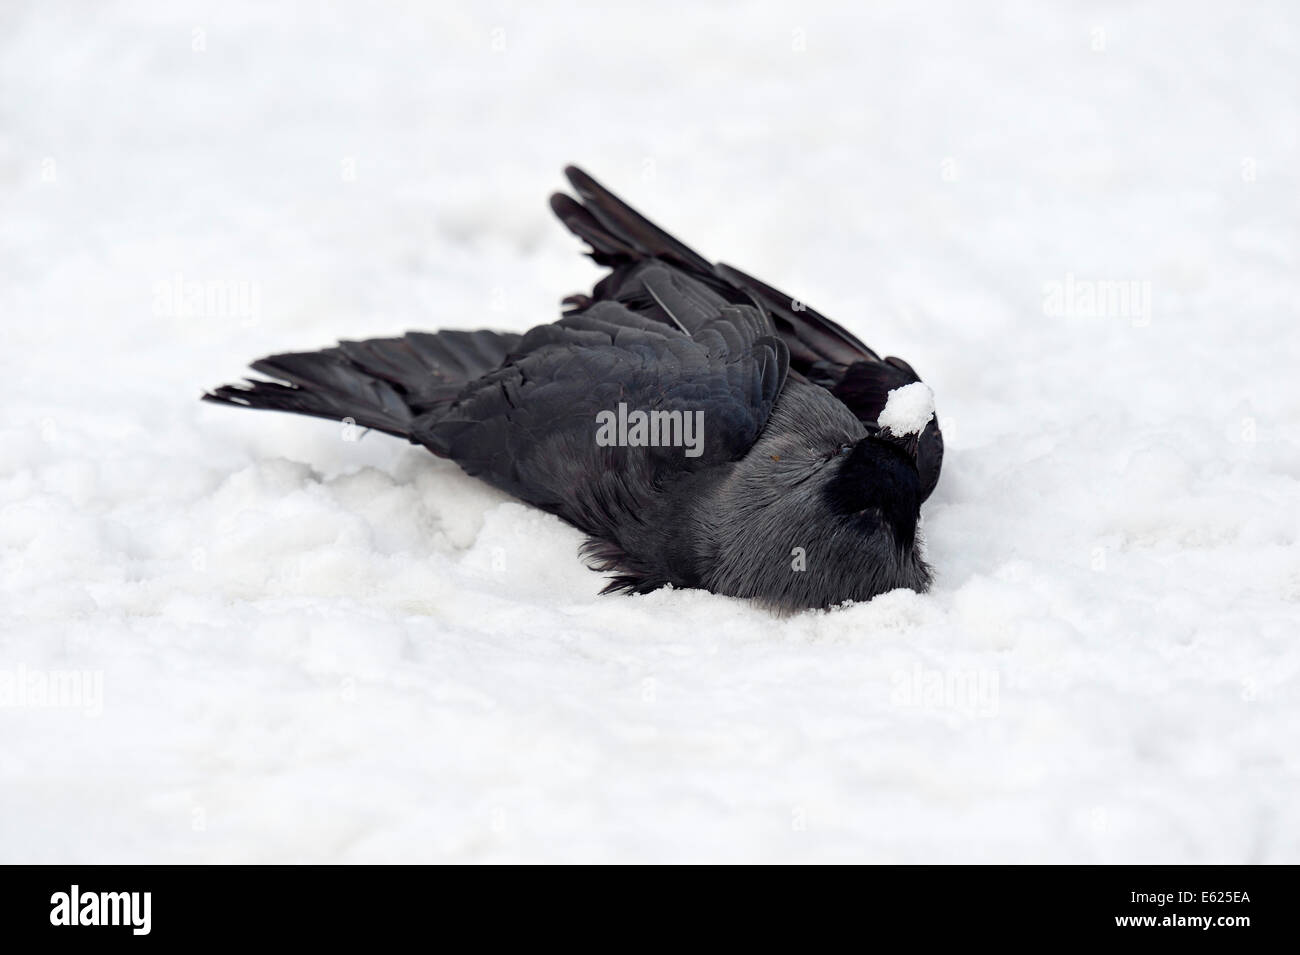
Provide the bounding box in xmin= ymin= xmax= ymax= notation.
xmin=878 ymin=382 xmax=935 ymax=436
xmin=2 ymin=0 xmax=1298 ymax=864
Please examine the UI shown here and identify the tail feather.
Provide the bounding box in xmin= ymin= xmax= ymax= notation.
xmin=337 ymin=329 xmax=521 ymax=410
xmin=203 ymin=329 xmax=521 ymax=442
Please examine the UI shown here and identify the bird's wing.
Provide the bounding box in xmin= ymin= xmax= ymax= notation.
xmin=551 ymin=165 xmax=943 ymax=502
xmin=417 ymin=270 xmax=788 ymax=583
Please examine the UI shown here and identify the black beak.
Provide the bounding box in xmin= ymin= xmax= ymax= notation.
xmin=876 ymin=426 xmax=920 ymax=459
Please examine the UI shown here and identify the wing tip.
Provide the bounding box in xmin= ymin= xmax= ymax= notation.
xmin=563 ymin=164 xmax=593 ymax=189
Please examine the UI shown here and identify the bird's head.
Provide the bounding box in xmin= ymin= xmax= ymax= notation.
xmin=699 ymin=382 xmax=935 ymax=612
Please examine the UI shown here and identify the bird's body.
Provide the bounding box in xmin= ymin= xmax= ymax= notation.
xmin=205 ymin=167 xmax=944 ymax=611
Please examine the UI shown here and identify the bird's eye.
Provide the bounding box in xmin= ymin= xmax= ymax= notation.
xmin=838 ymin=444 xmax=853 ymax=455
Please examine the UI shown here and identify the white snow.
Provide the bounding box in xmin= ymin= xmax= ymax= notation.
xmin=1 ymin=0 xmax=1298 ymax=863
xmin=878 ymin=382 xmax=935 ymax=436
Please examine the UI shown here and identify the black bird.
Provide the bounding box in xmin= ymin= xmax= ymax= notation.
xmin=204 ymin=167 xmax=944 ymax=611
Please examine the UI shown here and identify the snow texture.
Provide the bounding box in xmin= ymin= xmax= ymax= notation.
xmin=878 ymin=383 xmax=935 ymax=436
xmin=1 ymin=1 xmax=1298 ymax=863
